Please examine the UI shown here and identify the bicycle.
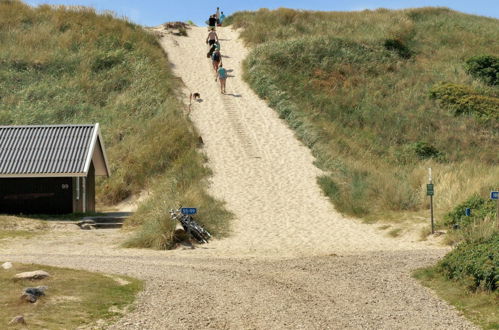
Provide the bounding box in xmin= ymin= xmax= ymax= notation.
xmin=169 ymin=207 xmax=211 ymax=244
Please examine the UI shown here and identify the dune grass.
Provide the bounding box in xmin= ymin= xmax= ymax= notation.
xmin=0 ymin=1 xmax=231 ymax=248
xmin=0 ymin=261 xmax=142 ymax=329
xmin=226 ymin=8 xmax=499 ymax=223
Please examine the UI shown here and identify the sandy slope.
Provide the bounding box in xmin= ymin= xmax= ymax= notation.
xmin=0 ymin=26 xmax=476 ymax=329
xmin=159 ymin=26 xmax=437 ymax=257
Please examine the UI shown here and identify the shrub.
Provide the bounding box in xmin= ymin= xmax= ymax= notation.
xmin=444 ymin=194 xmax=496 ymax=228
xmin=91 ymin=51 xmax=124 ymax=72
xmin=437 ymin=233 xmax=499 ymax=291
xmin=429 ymin=82 xmax=499 ymax=119
xmin=465 ymin=55 xmax=499 ymax=86
xmin=384 ymin=38 xmax=412 ymax=58
xmin=410 ymin=141 xmax=443 ymax=160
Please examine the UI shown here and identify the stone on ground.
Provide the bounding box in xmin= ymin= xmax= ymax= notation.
xmin=21 ymin=286 xmax=48 ymax=303
xmin=14 ymin=270 xmax=50 ymax=280
xmin=8 ymin=315 xmax=26 ymax=325
xmin=1 ymin=262 xmax=12 ymax=270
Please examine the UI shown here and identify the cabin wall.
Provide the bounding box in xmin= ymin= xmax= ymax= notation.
xmin=86 ymin=163 xmax=95 ymax=212
xmin=72 ymin=163 xmax=96 ymax=213
xmin=0 ymin=177 xmax=73 ymax=214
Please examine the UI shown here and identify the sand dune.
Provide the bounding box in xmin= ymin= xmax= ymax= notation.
xmin=159 ymin=26 xmax=438 ymax=257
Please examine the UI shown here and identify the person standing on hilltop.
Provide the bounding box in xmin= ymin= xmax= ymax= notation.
xmin=217 ymin=63 xmax=227 ymax=94
xmin=219 ymin=12 xmax=226 ymax=26
xmin=215 ymin=7 xmax=220 ymax=24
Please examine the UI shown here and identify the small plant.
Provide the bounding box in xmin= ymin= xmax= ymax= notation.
xmin=178 ymin=27 xmax=188 ymax=37
xmin=410 ymin=141 xmax=443 ymax=160
xmin=388 ymin=228 xmax=403 ymax=237
xmin=383 ymin=38 xmax=412 ymax=59
xmin=91 ymin=51 xmax=124 ymax=72
xmin=465 ymin=55 xmax=499 ymax=86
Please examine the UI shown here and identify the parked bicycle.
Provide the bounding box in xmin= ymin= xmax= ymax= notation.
xmin=169 ymin=207 xmax=211 ymax=244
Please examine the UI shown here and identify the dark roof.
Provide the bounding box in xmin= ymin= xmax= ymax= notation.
xmin=0 ymin=124 xmax=110 ymax=177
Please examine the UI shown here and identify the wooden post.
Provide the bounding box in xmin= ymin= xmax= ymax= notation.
xmin=428 ymin=168 xmax=434 ymax=234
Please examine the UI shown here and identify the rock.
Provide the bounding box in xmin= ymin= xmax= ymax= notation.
xmin=1 ymin=262 xmax=12 ymax=270
xmin=80 ymin=223 xmax=96 ymax=230
xmin=21 ymin=293 xmax=37 ymax=303
xmin=8 ymin=315 xmax=26 ymax=325
xmin=14 ymin=270 xmax=50 ymax=280
xmin=21 ymin=286 xmax=48 ymax=303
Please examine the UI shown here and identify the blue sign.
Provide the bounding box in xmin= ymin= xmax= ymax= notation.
xmin=181 ymin=207 xmax=197 ymax=215
xmin=491 ymin=191 xmax=499 ymax=200
xmin=465 ymin=208 xmax=471 ymax=216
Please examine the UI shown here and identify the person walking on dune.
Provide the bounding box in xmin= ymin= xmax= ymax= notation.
xmin=211 ymin=48 xmax=222 ymax=77
xmin=217 ymin=63 xmax=227 ymax=93
xmin=206 ymin=28 xmax=218 ymax=47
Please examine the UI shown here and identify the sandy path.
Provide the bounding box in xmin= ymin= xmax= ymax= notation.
xmin=160 ymin=26 xmax=435 ymax=257
xmin=0 ymin=26 xmax=476 ymax=329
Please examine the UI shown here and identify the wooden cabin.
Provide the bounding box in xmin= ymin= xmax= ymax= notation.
xmin=0 ymin=124 xmax=110 ymax=214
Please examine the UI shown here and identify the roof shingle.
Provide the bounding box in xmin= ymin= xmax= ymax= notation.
xmin=0 ymin=124 xmax=99 ymax=176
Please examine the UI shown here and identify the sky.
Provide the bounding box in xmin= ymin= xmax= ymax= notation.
xmin=25 ymin=0 xmax=499 ymax=26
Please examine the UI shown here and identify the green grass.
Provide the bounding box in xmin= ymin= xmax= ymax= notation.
xmin=0 ymin=1 xmax=231 ymax=248
xmin=414 ymin=267 xmax=499 ymax=329
xmin=0 ymin=262 xmax=143 ymax=329
xmin=227 ymin=7 xmax=499 ymax=222
xmin=387 ymin=228 xmax=403 ymax=237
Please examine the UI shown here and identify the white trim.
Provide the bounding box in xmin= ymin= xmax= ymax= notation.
xmin=97 ymin=125 xmax=111 ymax=176
xmin=0 ymin=173 xmax=86 ymax=178
xmin=76 ymin=177 xmax=80 ymax=200
xmin=82 ymin=177 xmax=86 ymax=213
xmin=83 ymin=124 xmax=99 ymax=176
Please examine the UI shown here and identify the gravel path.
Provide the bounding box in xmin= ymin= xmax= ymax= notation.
xmin=1 ymin=231 xmax=475 ymax=329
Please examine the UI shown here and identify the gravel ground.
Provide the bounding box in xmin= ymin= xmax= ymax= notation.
xmin=1 ymin=231 xmax=476 ymax=329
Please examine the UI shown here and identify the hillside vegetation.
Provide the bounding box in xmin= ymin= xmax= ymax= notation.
xmin=226 ymin=8 xmax=498 ymax=223
xmin=0 ymin=0 xmax=230 ymax=248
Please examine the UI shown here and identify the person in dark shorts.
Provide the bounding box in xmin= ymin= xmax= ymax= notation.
xmin=206 ymin=29 xmax=218 ymax=47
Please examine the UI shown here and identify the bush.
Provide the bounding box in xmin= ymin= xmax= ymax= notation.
xmin=465 ymin=55 xmax=499 ymax=86
xmin=437 ymin=233 xmax=499 ymax=291
xmin=410 ymin=141 xmax=443 ymax=160
xmin=444 ymin=194 xmax=496 ymax=228
xmin=429 ymin=82 xmax=499 ymax=119
xmin=384 ymin=38 xmax=412 ymax=58
xmin=91 ymin=51 xmax=124 ymax=72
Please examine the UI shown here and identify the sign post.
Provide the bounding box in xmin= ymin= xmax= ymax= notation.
xmin=427 ymin=168 xmax=435 ymax=234
xmin=491 ymin=191 xmax=499 ymax=224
